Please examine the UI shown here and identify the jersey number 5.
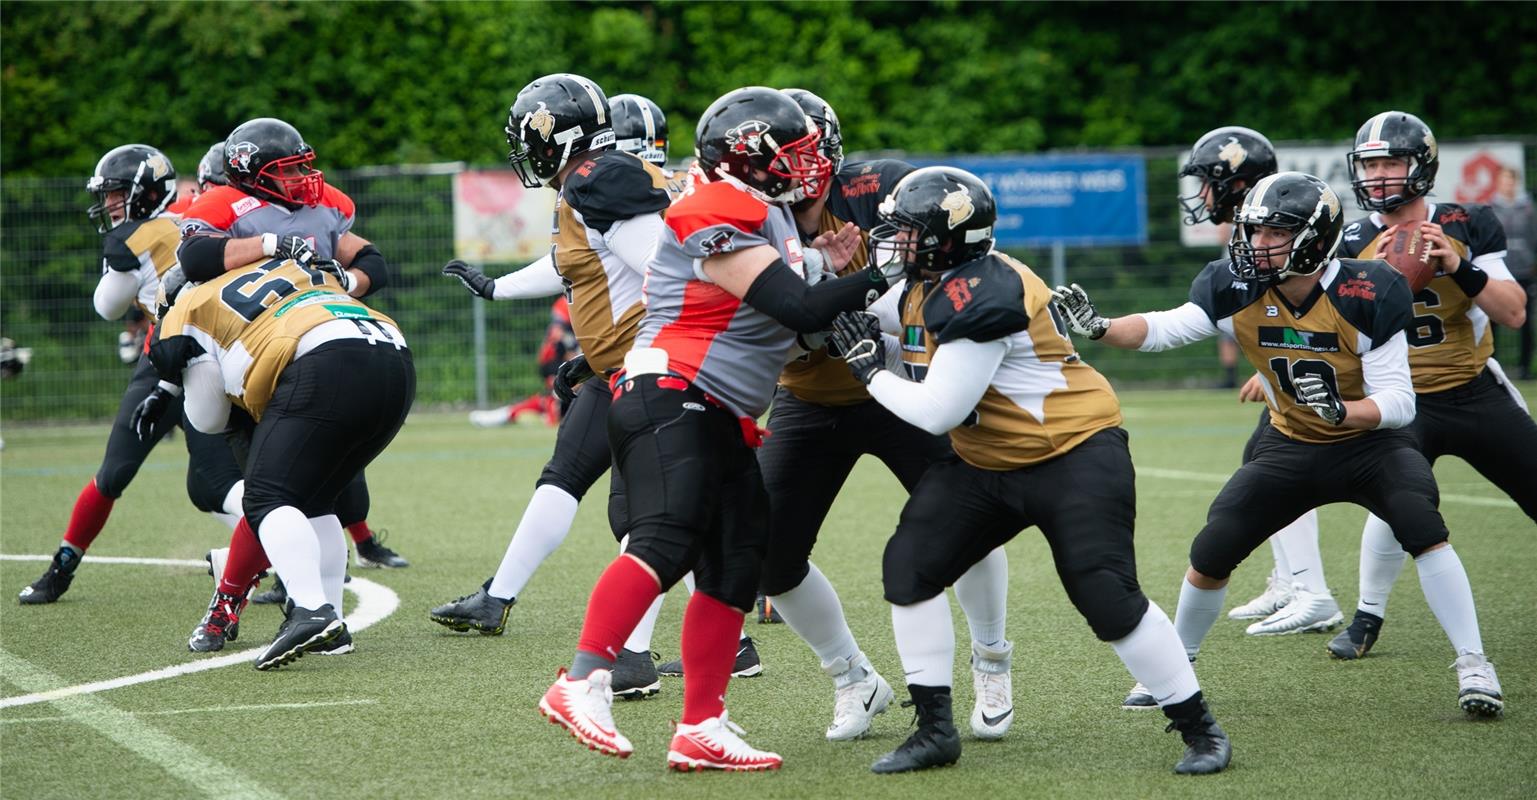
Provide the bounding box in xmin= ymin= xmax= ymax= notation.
xmin=220 ymin=258 xmax=328 ymax=323
xmin=1267 ymin=357 xmax=1340 ymax=403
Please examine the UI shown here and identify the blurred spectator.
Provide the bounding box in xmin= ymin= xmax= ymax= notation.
xmin=1491 ymin=166 xmax=1535 ymax=378
xmin=470 ymin=296 xmax=578 ymax=427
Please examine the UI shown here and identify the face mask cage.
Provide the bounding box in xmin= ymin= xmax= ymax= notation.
xmin=1178 ymin=165 xmax=1245 ymax=226
xmin=765 ymin=128 xmax=832 ymax=202
xmin=1348 ymin=150 xmax=1428 ymax=212
xmin=253 ymin=151 xmax=324 ymax=206
xmin=1229 ymin=212 xmax=1320 ymax=284
xmin=86 ymin=177 xmax=136 ymax=233
xmin=869 ymin=208 xmax=942 ymax=277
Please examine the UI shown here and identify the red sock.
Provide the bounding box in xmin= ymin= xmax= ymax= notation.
xmin=681 ymin=591 xmax=745 ymax=724
xmin=508 ymin=394 xmax=544 ymax=419
xmin=346 ymin=521 xmax=373 ymax=544
xmin=62 ymin=479 xmax=115 ymax=552
xmin=576 ymin=554 xmax=661 ymax=661
xmin=218 ymin=517 xmax=272 ymax=596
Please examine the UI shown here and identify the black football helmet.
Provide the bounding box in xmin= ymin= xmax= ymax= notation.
xmin=781 ymin=88 xmax=843 ymax=176
xmin=1178 ymin=126 xmax=1278 ymax=225
xmin=695 ymin=86 xmax=831 ymax=204
xmin=1228 ymin=172 xmax=1345 ymax=284
xmin=1348 ymin=110 xmax=1438 ymax=212
xmin=506 ymin=73 xmax=615 ymax=188
xmin=868 ymin=166 xmax=996 ymax=278
xmin=223 ymin=118 xmax=323 ymax=208
xmin=196 ymin=142 xmax=229 ymax=192
xmin=609 ymin=93 xmax=668 ymax=167
xmin=86 ymin=144 xmax=177 ymax=233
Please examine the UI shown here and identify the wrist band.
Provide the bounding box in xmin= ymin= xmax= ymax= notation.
xmin=1449 ymin=258 xmax=1488 ymax=297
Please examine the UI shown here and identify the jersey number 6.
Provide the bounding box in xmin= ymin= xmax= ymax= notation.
xmin=220 ymin=258 xmax=330 ymax=323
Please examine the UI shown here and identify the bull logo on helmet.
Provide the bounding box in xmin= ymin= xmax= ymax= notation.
xmin=145 ymin=153 xmax=172 ymax=180
xmin=1320 ymin=184 xmax=1341 ymax=220
xmin=1218 ymin=138 xmax=1247 ymax=172
xmin=227 ymin=141 xmax=260 ymax=174
xmin=527 ymin=102 xmax=556 ymax=142
xmin=941 ymin=186 xmax=975 ymax=229
xmin=726 ymin=120 xmax=771 ymax=155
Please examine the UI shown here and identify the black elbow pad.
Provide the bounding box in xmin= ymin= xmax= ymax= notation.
xmin=177 ymin=236 xmax=229 ymax=282
xmin=350 ymin=244 xmax=389 ymax=296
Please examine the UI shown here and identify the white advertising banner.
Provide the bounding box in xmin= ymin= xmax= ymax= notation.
xmin=452 ymin=170 xmax=556 ymax=263
xmin=1178 ymin=141 xmax=1525 ymax=248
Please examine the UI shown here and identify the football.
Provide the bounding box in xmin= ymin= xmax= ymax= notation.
xmin=1379 ymin=225 xmax=1436 ymax=292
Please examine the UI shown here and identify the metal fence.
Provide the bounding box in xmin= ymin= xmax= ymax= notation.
xmin=2 ymin=149 xmax=1529 ymax=422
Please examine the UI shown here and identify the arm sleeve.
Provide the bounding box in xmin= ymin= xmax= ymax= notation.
xmin=182 ymin=357 xmax=231 ymax=434
xmin=866 ymin=338 xmax=1007 ymax=435
xmin=178 ymin=235 xmax=230 ymax=282
xmin=492 ymin=253 xmax=564 ymax=300
xmin=93 ymin=269 xmax=142 ymax=320
xmin=742 ymin=259 xmax=887 ymax=334
xmin=868 ymin=278 xmax=906 ymax=335
xmin=1360 ymin=330 xmax=1416 ymax=429
xmin=1137 ymin=302 xmax=1220 ymax=352
xmin=602 ymin=212 xmax=665 ymax=276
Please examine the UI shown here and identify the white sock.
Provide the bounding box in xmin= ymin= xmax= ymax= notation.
xmin=1172 ymin=577 xmax=1227 ymax=660
xmin=953 ymin=546 xmax=1008 ymax=648
xmin=770 ymin=562 xmax=860 ymax=668
xmin=892 ymin=594 xmax=955 ymax=688
xmin=1414 ymin=546 xmax=1484 ymax=656
xmin=1110 ymin=604 xmax=1201 ymax=706
xmin=487 ymin=485 xmax=579 ymax=600
xmin=682 ymin=572 xmax=696 ymax=593
xmin=256 ymin=506 xmax=326 ymax=609
xmin=1268 ymin=536 xmax=1290 ymax=583
xmin=209 ymin=512 xmax=240 ymax=530
xmin=1273 ymin=510 xmax=1327 ymax=594
xmin=624 ymin=594 xmax=666 ymax=653
xmin=1358 ymin=513 xmax=1408 ymax=616
xmin=310 ymin=514 xmax=348 ymax=620
xmin=222 ymin=480 xmax=245 ymax=516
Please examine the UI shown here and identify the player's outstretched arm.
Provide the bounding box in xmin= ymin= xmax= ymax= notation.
xmin=1051 ymin=283 xmax=1148 ymax=349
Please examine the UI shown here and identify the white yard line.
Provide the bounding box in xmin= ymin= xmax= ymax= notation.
xmin=1 ymin=698 xmax=377 ymax=725
xmin=1136 ymin=467 xmax=1519 ymax=509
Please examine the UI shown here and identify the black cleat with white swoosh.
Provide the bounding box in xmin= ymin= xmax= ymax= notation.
xmin=1327 ymin=609 xmax=1383 ymax=660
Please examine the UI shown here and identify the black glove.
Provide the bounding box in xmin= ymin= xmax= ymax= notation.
xmin=146 ymin=334 xmax=206 ymax=383
xmin=1294 ymin=374 xmax=1347 ymax=426
xmin=552 ymin=355 xmax=595 ymax=405
xmin=131 ymin=384 xmax=178 ymax=442
xmin=829 ymin=311 xmax=885 ymax=384
xmin=442 ymin=260 xmax=496 ymax=300
xmin=269 ymin=234 xmax=316 ymax=267
xmin=313 ymin=259 xmax=357 ymax=294
xmin=1050 ymin=283 xmax=1111 ymax=340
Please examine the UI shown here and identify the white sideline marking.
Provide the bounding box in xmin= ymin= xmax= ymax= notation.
xmin=0 ymin=647 xmax=284 ymax=800
xmin=0 ymin=555 xmax=400 ymax=709
xmin=1 ymin=698 xmax=377 ymax=725
xmin=1137 ymin=467 xmax=1519 ymax=509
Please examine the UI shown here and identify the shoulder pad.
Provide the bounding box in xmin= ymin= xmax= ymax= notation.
xmin=666 ymin=181 xmax=770 ymax=247
xmin=101 ymin=221 xmax=144 ymax=272
xmin=922 ymin=255 xmax=1029 ymax=344
xmin=829 ymin=159 xmax=915 ymax=230
xmin=180 ymin=186 xmax=263 ymax=233
xmin=563 ymin=151 xmax=670 ymax=234
xmin=1188 ymin=258 xmax=1266 ymax=323
xmin=1438 ymin=203 xmax=1507 ymax=257
xmin=319 ymin=183 xmax=355 ymax=219
xmin=1337 ymin=215 xmax=1382 ymax=258
xmin=1329 ymin=258 xmax=1412 ymax=346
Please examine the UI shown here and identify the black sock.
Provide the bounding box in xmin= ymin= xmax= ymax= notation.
xmin=570 ymin=651 xmax=615 ymax=680
xmin=1162 ymin=690 xmax=1207 ymax=724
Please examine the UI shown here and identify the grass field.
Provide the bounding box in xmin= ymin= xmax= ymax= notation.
xmin=2 ymin=388 xmax=1534 ymax=800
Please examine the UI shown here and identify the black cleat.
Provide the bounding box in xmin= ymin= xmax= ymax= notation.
xmin=657 ymin=636 xmax=763 ymax=678
xmin=429 ymin=579 xmax=514 ymax=635
xmin=189 ymin=590 xmax=246 ymax=652
xmin=255 ymin=602 xmax=344 ymax=671
xmin=1164 ymin=693 xmax=1231 ymax=775
xmin=611 ymin=649 xmax=661 ymax=700
xmin=250 ymin=576 xmax=288 ymax=606
xmin=354 ymin=531 xmax=409 ymax=568
xmin=1327 ymin=610 xmax=1383 ymax=660
xmin=755 ymin=593 xmax=784 ymax=624
xmin=314 ymin=628 xmax=355 ymax=656
xmin=18 ymin=546 xmax=81 ymax=605
xmin=871 ymin=686 xmax=962 ymax=774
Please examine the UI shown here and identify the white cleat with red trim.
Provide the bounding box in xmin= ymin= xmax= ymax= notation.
xmin=539 ymin=668 xmax=633 ymax=758
xmin=667 ymin=711 xmax=783 ymax=772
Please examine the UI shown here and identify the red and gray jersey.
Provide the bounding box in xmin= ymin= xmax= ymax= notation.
xmin=634 ymin=180 xmax=809 ymax=418
xmin=177 ymin=184 xmax=355 ymax=260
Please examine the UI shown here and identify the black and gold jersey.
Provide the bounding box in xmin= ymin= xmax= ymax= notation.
xmin=780 ymin=159 xmax=914 ymax=406
xmin=157 ymin=258 xmax=399 ymax=419
xmin=1189 ymin=257 xmax=1413 ymax=443
xmin=900 ymin=252 xmax=1122 ymax=469
xmin=1338 ymin=203 xmax=1508 ymax=392
xmin=553 ymin=149 xmax=671 ymax=374
xmin=101 ymin=216 xmax=181 ymax=320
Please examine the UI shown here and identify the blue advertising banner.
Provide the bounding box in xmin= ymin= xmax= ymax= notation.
xmin=910 ymin=153 xmax=1147 ymax=247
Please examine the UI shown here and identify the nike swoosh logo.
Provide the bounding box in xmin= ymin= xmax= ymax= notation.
xmin=863 ymin=687 xmax=880 ymax=712
xmin=1291 ymin=569 xmax=1309 ymax=575
xmin=980 ymin=707 xmax=1013 ymax=726
xmin=1362 ymin=601 xmax=1380 ymax=606
xmin=683 ymin=733 xmax=728 ymax=761
xmin=903 ymin=669 xmax=923 ymax=677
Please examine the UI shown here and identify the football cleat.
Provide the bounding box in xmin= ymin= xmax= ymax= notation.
xmin=755 ymin=593 xmax=783 ymax=624
xmin=825 ymin=655 xmax=894 ymax=741
xmin=1453 ymin=653 xmax=1504 ymax=718
xmin=539 ymin=668 xmax=633 ymax=758
xmin=1327 ymin=610 xmax=1384 ymax=660
xmin=1244 ymin=584 xmax=1342 ymax=636
xmin=969 ymin=640 xmax=1014 ymax=739
xmin=354 ymin=532 xmax=409 ymax=568
xmin=611 ymin=648 xmax=660 ymax=700
xmin=468 ymin=406 xmax=514 ymax=428
xmin=314 ymin=628 xmax=355 ymax=656
xmin=871 ymin=690 xmax=961 ymax=774
xmin=1165 ymin=697 xmax=1231 ymax=775
xmin=1227 ymin=574 xmax=1292 ymax=620
xmin=1122 ymin=682 xmax=1157 ymax=710
xmin=188 ymin=590 xmax=246 ymax=652
xmin=667 ymin=711 xmax=782 ymax=772
xmin=254 ymin=603 xmax=344 ymax=671
xmin=18 ymin=545 xmax=81 ymax=605
xmin=250 ymin=577 xmax=288 ymax=606
xmin=429 ymin=580 xmax=514 ymax=635
xmin=205 ymin=547 xmax=229 ymax=586
xmin=657 ymin=636 xmax=763 ymax=678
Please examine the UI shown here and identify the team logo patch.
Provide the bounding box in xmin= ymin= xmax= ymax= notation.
xmin=145 ymin=153 xmax=172 ymax=180
xmin=725 ymin=120 xmax=771 ymax=155
xmin=942 ymin=275 xmax=973 ymax=310
xmin=227 ymin=141 xmax=260 ymax=174
xmin=1338 ymin=276 xmax=1376 ymax=300
xmin=701 ymin=230 xmax=735 ymax=255
xmin=527 ymin=102 xmax=556 ymax=141
xmin=681 ymin=402 xmax=707 ymax=412
xmin=1218 ymin=137 xmax=1247 ymax=171
xmin=1265 ymin=305 xmax=1279 ymax=317
xmin=940 ymin=187 xmax=975 ymax=229
xmin=231 ymin=196 xmax=262 ymax=216
xmin=1258 ymin=327 xmax=1340 ymax=353
xmin=1319 ymin=186 xmax=1341 ymax=221
xmin=842 ymin=174 xmax=882 ymax=199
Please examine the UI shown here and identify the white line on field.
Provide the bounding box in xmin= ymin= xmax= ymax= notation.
xmin=0 ymin=555 xmax=400 ymax=709
xmin=0 ymin=647 xmax=285 ymax=800
xmin=1137 ymin=467 xmax=1519 ymax=509
xmin=1 ymin=698 xmax=378 ymax=725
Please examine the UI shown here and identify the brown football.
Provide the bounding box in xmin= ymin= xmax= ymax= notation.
xmin=1379 ymin=225 xmax=1436 ymax=292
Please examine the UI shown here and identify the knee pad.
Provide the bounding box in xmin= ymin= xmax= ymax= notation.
xmin=693 ymin=556 xmax=760 ymax=612
xmin=1187 ymin=527 xmax=1239 ymax=582
xmin=758 ymin=558 xmax=811 ymax=598
xmin=621 ymin=528 xmax=697 ymax=591
xmin=881 ymin=534 xmax=946 ymax=606
xmin=1065 ymin=571 xmax=1149 ymax=642
xmin=95 ymin=461 xmax=137 ymax=500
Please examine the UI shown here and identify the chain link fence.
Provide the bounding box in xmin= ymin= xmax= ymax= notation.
xmin=3 ymin=148 xmax=1529 ymax=422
